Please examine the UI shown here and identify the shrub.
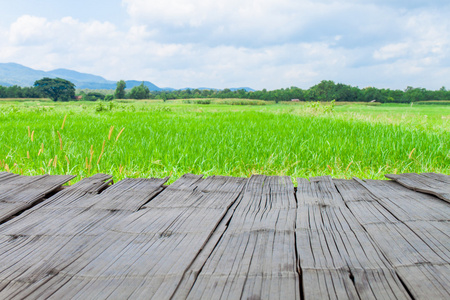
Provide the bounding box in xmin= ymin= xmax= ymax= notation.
xmin=104 ymin=94 xmax=114 ymax=101
xmin=182 ymin=99 xmax=211 ymax=104
xmin=85 ymin=92 xmax=105 ymax=101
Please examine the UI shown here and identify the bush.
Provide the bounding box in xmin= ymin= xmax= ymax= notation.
xmin=182 ymin=99 xmax=211 ymax=104
xmin=306 ymin=100 xmax=335 ymax=113
xmin=95 ymin=102 xmax=106 ymax=112
xmin=104 ymin=94 xmax=114 ymax=101
xmin=85 ymin=92 xmax=105 ymax=101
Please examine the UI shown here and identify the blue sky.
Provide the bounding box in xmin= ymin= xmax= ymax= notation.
xmin=0 ymin=0 xmax=449 ymax=90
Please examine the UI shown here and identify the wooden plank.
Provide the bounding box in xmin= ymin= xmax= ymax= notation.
xmin=90 ymin=177 xmax=168 ymax=211
xmin=396 ymin=264 xmax=450 ymax=299
xmin=0 ymin=172 xmax=19 ymax=183
xmin=0 ymin=174 xmax=120 ymax=293
xmin=167 ymin=190 xmax=243 ymax=298
xmin=0 ymin=174 xmax=74 ymax=223
xmin=142 ymin=173 xmax=236 ymax=209
xmin=348 ymin=179 xmax=448 ymax=222
xmin=0 ymin=174 xmax=74 ymax=203
xmin=0 ymin=172 xmax=447 ymax=299
xmin=421 ymin=172 xmax=450 ymax=184
xmin=21 ymin=173 xmax=113 ymax=211
xmin=335 ymin=178 xmax=450 ymax=299
xmin=296 ymin=176 xmax=411 ymax=300
xmin=385 ymin=173 xmax=450 ymax=203
xmin=403 ymin=220 xmax=450 ymax=262
xmin=64 ymin=173 xmax=113 ymax=194
xmin=0 ymin=175 xmax=168 ymax=299
xmin=5 ymin=175 xmax=248 ymax=299
xmin=172 ymin=175 xmax=300 ymax=300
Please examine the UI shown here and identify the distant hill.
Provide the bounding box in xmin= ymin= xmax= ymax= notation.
xmin=0 ymin=63 xmax=49 ymax=87
xmin=0 ymin=63 xmax=163 ymax=91
xmin=0 ymin=62 xmax=254 ymax=92
xmin=48 ymin=68 xmax=112 ymax=84
xmin=124 ymin=80 xmax=161 ymax=91
xmin=179 ymin=87 xmax=255 ymax=92
xmin=230 ymin=87 xmax=255 ymax=92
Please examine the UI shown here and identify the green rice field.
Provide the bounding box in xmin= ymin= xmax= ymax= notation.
xmin=0 ymin=99 xmax=449 ymax=184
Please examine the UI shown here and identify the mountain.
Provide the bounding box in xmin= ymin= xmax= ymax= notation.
xmin=179 ymin=87 xmax=255 ymax=92
xmin=124 ymin=80 xmax=161 ymax=91
xmin=0 ymin=63 xmax=163 ymax=91
xmin=0 ymin=63 xmax=48 ymax=87
xmin=48 ymin=68 xmax=112 ymax=84
xmin=0 ymin=62 xmax=254 ymax=92
xmin=230 ymin=87 xmax=255 ymax=92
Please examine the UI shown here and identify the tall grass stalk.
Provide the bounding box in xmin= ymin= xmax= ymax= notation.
xmin=0 ymin=101 xmax=448 ymax=183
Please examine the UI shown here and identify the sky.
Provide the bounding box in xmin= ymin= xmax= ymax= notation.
xmin=0 ymin=0 xmax=449 ymax=90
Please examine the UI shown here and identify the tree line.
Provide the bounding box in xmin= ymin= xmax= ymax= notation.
xmin=1 ymin=78 xmax=449 ymax=103
xmin=149 ymin=81 xmax=450 ymax=103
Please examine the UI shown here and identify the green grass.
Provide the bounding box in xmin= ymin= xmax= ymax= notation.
xmin=416 ymin=100 xmax=450 ymax=105
xmin=0 ymin=100 xmax=448 ymax=184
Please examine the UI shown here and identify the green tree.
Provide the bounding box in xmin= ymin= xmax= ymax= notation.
xmin=388 ymin=89 xmax=404 ymax=102
xmin=84 ymin=92 xmax=105 ymax=101
xmin=34 ymin=77 xmax=75 ymax=101
xmin=128 ymin=82 xmax=150 ymax=99
xmin=362 ymin=87 xmax=383 ymax=102
xmin=403 ymin=86 xmax=426 ymax=103
xmin=310 ymin=80 xmax=337 ymax=101
xmin=114 ymin=80 xmax=126 ymax=99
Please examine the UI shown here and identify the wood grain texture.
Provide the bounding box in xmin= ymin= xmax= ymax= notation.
xmin=297 ymin=176 xmax=411 ymax=300
xmin=173 ymin=175 xmax=299 ymax=300
xmin=19 ymin=175 xmax=248 ymax=299
xmin=0 ymin=173 xmax=74 ymax=223
xmin=0 ymin=172 xmax=448 ymax=299
xmin=385 ymin=173 xmax=450 ymax=203
xmin=335 ymin=178 xmax=450 ymax=300
xmin=0 ymin=174 xmax=166 ymax=299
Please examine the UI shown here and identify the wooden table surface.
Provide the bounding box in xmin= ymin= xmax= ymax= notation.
xmin=0 ymin=171 xmax=448 ymax=299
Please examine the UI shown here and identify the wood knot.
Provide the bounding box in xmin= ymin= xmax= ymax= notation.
xmin=159 ymin=231 xmax=173 ymax=238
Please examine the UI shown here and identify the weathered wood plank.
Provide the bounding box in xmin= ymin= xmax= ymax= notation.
xmin=335 ymin=178 xmax=450 ymax=299
xmin=168 ymin=190 xmax=243 ymax=298
xmin=172 ymin=175 xmax=300 ymax=300
xmin=421 ymin=172 xmax=450 ymax=184
xmin=0 ymin=172 xmax=448 ymax=299
xmin=0 ymin=174 xmax=117 ymax=293
xmin=0 ymin=173 xmax=75 ymax=223
xmin=346 ymin=178 xmax=449 ymax=222
xmin=0 ymin=175 xmax=168 ymax=299
xmin=90 ymin=177 xmax=168 ymax=211
xmin=0 ymin=172 xmax=19 ymax=183
xmin=296 ymin=176 xmax=411 ymax=300
xmin=16 ymin=175 xmax=248 ymax=299
xmin=0 ymin=174 xmax=75 ymax=203
xmin=396 ymin=264 xmax=450 ymax=299
xmin=385 ymin=173 xmax=450 ymax=203
xmin=65 ymin=173 xmax=113 ymax=194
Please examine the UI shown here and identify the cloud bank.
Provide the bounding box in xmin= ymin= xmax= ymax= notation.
xmin=0 ymin=0 xmax=449 ymax=89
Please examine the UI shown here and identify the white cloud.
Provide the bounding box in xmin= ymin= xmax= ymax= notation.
xmin=7 ymin=15 xmax=119 ymax=49
xmin=9 ymin=15 xmax=49 ymax=45
xmin=0 ymin=1 xmax=449 ymax=90
xmin=374 ymin=43 xmax=410 ymax=60
xmin=122 ymin=0 xmax=344 ymax=47
xmin=373 ymin=9 xmax=450 ymax=72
